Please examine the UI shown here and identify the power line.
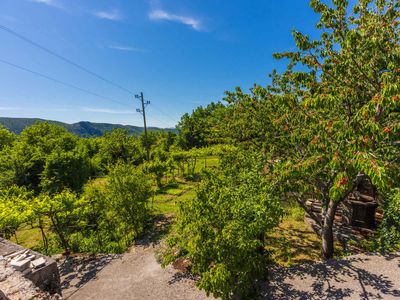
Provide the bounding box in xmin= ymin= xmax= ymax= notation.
xmin=0 ymin=24 xmax=136 ymax=96
xmin=0 ymin=24 xmax=179 ymax=126
xmin=146 ymin=113 xmax=175 ymax=129
xmin=0 ymin=58 xmax=129 ymax=107
xmin=149 ymin=104 xmax=179 ymax=124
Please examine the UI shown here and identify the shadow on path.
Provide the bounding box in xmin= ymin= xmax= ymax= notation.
xmin=263 ymin=253 xmax=400 ymax=299
xmin=59 ymin=254 xmax=120 ymax=298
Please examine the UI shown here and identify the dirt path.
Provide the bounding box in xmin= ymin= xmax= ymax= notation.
xmin=60 ymin=216 xmax=214 ymax=300
xmin=264 ymin=252 xmax=400 ymax=299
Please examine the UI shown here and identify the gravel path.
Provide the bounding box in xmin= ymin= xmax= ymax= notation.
xmin=61 ymin=244 xmax=213 ymax=300
xmin=264 ymin=252 xmax=400 ymax=299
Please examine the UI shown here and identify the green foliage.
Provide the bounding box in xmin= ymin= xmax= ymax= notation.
xmin=164 ymin=156 xmax=282 ymax=299
xmin=377 ymin=189 xmax=400 ymax=252
xmin=0 ymin=122 xmax=92 ymax=194
xmin=0 ymin=185 xmax=32 ymax=238
xmin=0 ymin=163 xmax=152 ymax=254
xmin=144 ymin=159 xmax=169 ymax=188
xmin=32 ymin=190 xmax=85 ymax=252
xmin=217 ymin=0 xmax=400 ymax=259
xmin=285 ymin=202 xmax=305 ymax=222
xmin=95 ymin=129 xmax=144 ymax=171
xmin=0 ymin=126 xmax=16 ymax=151
xmin=176 ymin=102 xmax=225 ymax=150
xmin=106 ymin=163 xmax=152 ymax=235
xmin=40 ymin=148 xmax=92 ymax=194
xmin=65 ymin=164 xmax=152 ymax=253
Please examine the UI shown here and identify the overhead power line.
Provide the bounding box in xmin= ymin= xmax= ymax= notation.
xmin=0 ymin=58 xmax=129 ymax=107
xmin=0 ymin=24 xmax=179 ymax=126
xmin=0 ymin=24 xmax=136 ymax=96
xmin=149 ymin=104 xmax=179 ymax=124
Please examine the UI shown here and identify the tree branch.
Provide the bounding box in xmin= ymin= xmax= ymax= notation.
xmin=291 ymin=193 xmax=322 ymax=227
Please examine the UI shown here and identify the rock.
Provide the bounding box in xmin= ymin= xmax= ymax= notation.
xmin=5 ymin=249 xmax=27 ymax=259
xmin=10 ymin=258 xmax=31 ymax=271
xmin=31 ymin=257 xmax=46 ymax=269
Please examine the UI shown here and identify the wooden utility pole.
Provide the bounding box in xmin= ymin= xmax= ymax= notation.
xmin=136 ymin=92 xmax=150 ymax=161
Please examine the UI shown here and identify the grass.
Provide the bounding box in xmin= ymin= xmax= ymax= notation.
xmin=11 ymin=226 xmax=44 ymax=249
xmin=265 ymin=202 xmax=343 ymax=266
xmin=266 ymin=216 xmax=323 ymax=267
xmin=194 ymin=156 xmax=219 ymax=173
xmin=152 ymin=180 xmax=198 ymax=215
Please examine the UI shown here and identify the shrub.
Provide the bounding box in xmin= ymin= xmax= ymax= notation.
xmin=377 ymin=189 xmax=400 ymax=252
xmin=163 ymin=166 xmax=282 ymax=300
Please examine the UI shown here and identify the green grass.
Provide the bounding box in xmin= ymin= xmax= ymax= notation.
xmin=266 ymin=217 xmax=323 ymax=267
xmin=175 ymin=189 xmax=196 ymax=202
xmin=194 ymin=156 xmax=219 ymax=173
xmin=152 ymin=180 xmax=198 ymax=216
xmin=265 ymin=203 xmax=343 ymax=266
xmin=11 ymin=226 xmax=43 ymax=249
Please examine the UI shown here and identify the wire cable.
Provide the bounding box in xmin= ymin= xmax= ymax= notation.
xmin=0 ymin=58 xmax=130 ymax=107
xmin=0 ymin=24 xmax=136 ymax=96
xmin=149 ymin=104 xmax=179 ymax=124
xmin=0 ymin=24 xmax=180 ymax=125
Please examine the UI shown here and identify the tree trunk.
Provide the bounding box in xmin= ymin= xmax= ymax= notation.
xmin=50 ymin=214 xmax=70 ymax=254
xmin=321 ymin=200 xmax=338 ymax=259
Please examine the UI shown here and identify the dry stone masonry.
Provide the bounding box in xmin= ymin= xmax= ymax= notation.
xmin=0 ymin=238 xmax=61 ymax=299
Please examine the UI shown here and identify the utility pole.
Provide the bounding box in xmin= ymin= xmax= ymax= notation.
xmin=136 ymin=92 xmax=150 ymax=161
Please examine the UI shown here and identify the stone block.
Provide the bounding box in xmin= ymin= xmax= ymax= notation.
xmin=10 ymin=258 xmax=31 ymax=271
xmin=31 ymin=257 xmax=46 ymax=269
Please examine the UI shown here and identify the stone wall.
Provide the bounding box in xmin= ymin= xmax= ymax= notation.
xmin=0 ymin=238 xmax=61 ymax=297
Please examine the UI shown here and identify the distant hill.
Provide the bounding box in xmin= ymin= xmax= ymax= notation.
xmin=0 ymin=117 xmax=175 ymax=137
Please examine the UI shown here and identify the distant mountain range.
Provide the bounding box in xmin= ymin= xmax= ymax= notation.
xmin=0 ymin=117 xmax=175 ymax=137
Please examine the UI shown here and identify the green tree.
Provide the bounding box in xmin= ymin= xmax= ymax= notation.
xmin=96 ymin=129 xmax=144 ymax=171
xmin=223 ymin=0 xmax=399 ymax=259
xmin=0 ymin=185 xmax=32 ymax=239
xmin=40 ymin=149 xmax=92 ymax=194
xmin=0 ymin=122 xmax=92 ymax=194
xmin=163 ymin=154 xmax=282 ymax=299
xmin=0 ymin=126 xmax=16 ymax=151
xmin=377 ymin=189 xmax=400 ymax=252
xmin=176 ymin=102 xmax=225 ymax=150
xmin=106 ymin=163 xmax=152 ymax=236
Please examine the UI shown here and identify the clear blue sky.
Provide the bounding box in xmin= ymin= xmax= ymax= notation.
xmin=0 ymin=0 xmax=320 ymax=128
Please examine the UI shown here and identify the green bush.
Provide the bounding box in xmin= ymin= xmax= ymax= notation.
xmin=163 ymin=165 xmax=282 ymax=300
xmin=377 ymin=189 xmax=400 ymax=252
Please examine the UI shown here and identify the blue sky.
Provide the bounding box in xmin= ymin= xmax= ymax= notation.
xmin=0 ymin=0 xmax=320 ymax=128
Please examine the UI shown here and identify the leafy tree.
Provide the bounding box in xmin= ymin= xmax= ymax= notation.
xmin=163 ymin=154 xmax=282 ymax=299
xmin=106 ymin=163 xmax=152 ymax=236
xmin=96 ymin=129 xmax=144 ymax=171
xmin=0 ymin=126 xmax=16 ymax=151
xmin=0 ymin=122 xmax=93 ymax=194
xmin=0 ymin=185 xmax=32 ymax=239
xmin=144 ymin=159 xmax=168 ymax=188
xmin=33 ymin=190 xmax=83 ymax=253
xmin=40 ymin=149 xmax=92 ymax=194
xmin=222 ymin=0 xmax=399 ymax=259
xmin=176 ymin=102 xmax=225 ymax=150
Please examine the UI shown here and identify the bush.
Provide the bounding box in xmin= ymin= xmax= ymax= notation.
xmin=377 ymin=189 xmax=400 ymax=252
xmin=163 ymin=166 xmax=282 ymax=300
xmin=23 ymin=164 xmax=153 ymax=255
